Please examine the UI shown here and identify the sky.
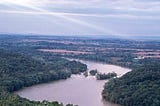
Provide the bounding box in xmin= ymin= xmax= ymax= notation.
xmin=0 ymin=0 xmax=160 ymax=37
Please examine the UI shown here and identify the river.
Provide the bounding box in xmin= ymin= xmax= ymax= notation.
xmin=15 ymin=59 xmax=131 ymax=106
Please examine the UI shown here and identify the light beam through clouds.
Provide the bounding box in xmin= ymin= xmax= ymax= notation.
xmin=0 ymin=0 xmax=160 ymax=36
xmin=0 ymin=0 xmax=120 ymax=36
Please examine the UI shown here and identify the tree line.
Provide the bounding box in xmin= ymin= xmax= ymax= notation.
xmin=0 ymin=49 xmax=87 ymax=106
xmin=102 ymin=59 xmax=160 ymax=106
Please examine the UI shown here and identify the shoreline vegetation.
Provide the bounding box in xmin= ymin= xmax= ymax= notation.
xmin=96 ymin=72 xmax=117 ymax=80
xmin=0 ymin=35 xmax=159 ymax=106
xmin=102 ymin=60 xmax=160 ymax=106
xmin=89 ymin=70 xmax=117 ymax=80
xmin=0 ymin=50 xmax=87 ymax=106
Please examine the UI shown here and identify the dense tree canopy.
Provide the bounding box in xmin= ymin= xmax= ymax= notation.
xmin=0 ymin=35 xmax=160 ymax=106
xmin=102 ymin=60 xmax=160 ymax=106
xmin=96 ymin=72 xmax=117 ymax=80
xmin=0 ymin=50 xmax=87 ymax=106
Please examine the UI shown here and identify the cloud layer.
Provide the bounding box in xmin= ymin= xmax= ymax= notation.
xmin=0 ymin=0 xmax=160 ymax=36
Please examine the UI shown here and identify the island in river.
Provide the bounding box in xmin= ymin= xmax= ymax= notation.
xmin=15 ymin=59 xmax=131 ymax=106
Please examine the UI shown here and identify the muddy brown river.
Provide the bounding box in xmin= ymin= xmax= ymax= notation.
xmin=15 ymin=59 xmax=131 ymax=106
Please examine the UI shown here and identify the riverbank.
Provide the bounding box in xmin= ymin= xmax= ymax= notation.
xmin=102 ymin=59 xmax=160 ymax=106
xmin=0 ymin=50 xmax=87 ymax=106
xmin=15 ymin=59 xmax=131 ymax=106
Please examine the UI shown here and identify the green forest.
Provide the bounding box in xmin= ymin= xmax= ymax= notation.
xmin=0 ymin=49 xmax=87 ymax=106
xmin=0 ymin=35 xmax=160 ymax=106
xmin=102 ymin=59 xmax=160 ymax=106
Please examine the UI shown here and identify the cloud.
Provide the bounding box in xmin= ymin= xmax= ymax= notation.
xmin=0 ymin=10 xmax=160 ymax=20
xmin=1 ymin=0 xmax=160 ymax=19
xmin=0 ymin=0 xmax=160 ymax=36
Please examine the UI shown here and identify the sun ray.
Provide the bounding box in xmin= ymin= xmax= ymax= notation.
xmin=0 ymin=0 xmax=120 ymax=35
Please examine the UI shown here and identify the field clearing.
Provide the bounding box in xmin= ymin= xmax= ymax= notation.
xmin=38 ymin=49 xmax=93 ymax=55
xmin=21 ymin=39 xmax=87 ymax=45
xmin=134 ymin=51 xmax=160 ymax=59
xmin=143 ymin=56 xmax=160 ymax=58
xmin=134 ymin=51 xmax=160 ymax=55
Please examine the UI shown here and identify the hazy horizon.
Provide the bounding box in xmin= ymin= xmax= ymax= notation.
xmin=0 ymin=0 xmax=160 ymax=37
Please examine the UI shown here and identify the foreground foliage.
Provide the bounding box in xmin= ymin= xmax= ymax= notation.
xmin=0 ymin=50 xmax=86 ymax=106
xmin=102 ymin=60 xmax=160 ymax=106
xmin=0 ymin=35 xmax=160 ymax=106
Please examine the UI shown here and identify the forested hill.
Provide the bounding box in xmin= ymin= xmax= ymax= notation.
xmin=102 ymin=59 xmax=160 ymax=106
xmin=0 ymin=49 xmax=87 ymax=106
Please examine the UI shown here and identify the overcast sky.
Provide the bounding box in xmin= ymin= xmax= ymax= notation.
xmin=0 ymin=0 xmax=160 ymax=37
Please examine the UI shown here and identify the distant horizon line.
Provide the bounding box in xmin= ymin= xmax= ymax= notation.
xmin=0 ymin=32 xmax=160 ymax=40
